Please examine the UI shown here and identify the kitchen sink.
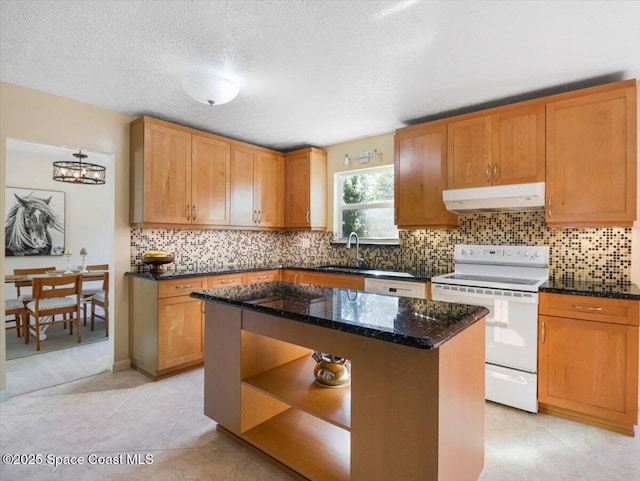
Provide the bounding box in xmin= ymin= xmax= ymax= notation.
xmin=314 ymin=265 xmax=414 ymax=278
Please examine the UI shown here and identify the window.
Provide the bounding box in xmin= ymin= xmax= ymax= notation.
xmin=335 ymin=165 xmax=398 ymax=242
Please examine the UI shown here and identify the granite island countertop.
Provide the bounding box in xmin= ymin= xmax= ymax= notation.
xmin=191 ymin=281 xmax=488 ymax=349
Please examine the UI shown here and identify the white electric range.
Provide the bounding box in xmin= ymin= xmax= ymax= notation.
xmin=431 ymin=245 xmax=549 ymax=413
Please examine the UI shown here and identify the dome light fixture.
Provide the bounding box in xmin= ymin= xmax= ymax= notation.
xmin=181 ymin=74 xmax=240 ymax=106
xmin=53 ymin=150 xmax=106 ymax=185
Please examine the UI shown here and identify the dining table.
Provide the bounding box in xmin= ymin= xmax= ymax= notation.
xmin=4 ymin=269 xmax=108 ymax=340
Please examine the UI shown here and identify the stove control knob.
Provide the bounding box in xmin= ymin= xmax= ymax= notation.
xmin=525 ymin=250 xmax=532 ymax=258
xmin=468 ymin=248 xmax=475 ymax=256
xmin=504 ymin=249 xmax=513 ymax=256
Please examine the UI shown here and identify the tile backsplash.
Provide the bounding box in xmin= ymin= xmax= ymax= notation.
xmin=131 ymin=211 xmax=632 ymax=283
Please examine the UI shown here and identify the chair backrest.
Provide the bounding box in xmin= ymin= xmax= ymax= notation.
xmin=102 ymin=271 xmax=110 ymax=292
xmin=87 ymin=264 xmax=109 ymax=271
xmin=14 ymin=266 xmax=56 ymax=295
xmin=32 ymin=274 xmax=82 ymax=300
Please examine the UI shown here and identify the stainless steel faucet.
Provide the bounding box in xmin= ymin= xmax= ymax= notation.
xmin=347 ymin=232 xmax=365 ymax=267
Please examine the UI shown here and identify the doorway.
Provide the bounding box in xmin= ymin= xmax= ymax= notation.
xmin=3 ymin=138 xmax=114 ymax=395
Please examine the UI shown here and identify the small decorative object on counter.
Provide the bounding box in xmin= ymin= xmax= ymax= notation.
xmin=312 ymin=351 xmax=351 ymax=387
xmin=63 ymin=248 xmax=72 ymax=273
xmin=80 ymin=247 xmax=88 ymax=272
xmin=142 ymin=251 xmax=175 ymax=274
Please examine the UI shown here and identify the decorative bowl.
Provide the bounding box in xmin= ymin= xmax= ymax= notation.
xmin=142 ymin=254 xmax=175 ymax=274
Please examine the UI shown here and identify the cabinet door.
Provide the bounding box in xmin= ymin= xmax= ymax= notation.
xmin=285 ymin=151 xmax=311 ymax=228
xmin=447 ymin=116 xmax=492 ymax=189
xmin=538 ymin=315 xmax=639 ymax=426
xmin=395 ymin=125 xmax=457 ymax=228
xmin=492 ymin=105 xmax=545 ymax=185
xmin=143 ymin=123 xmax=192 ymax=223
xmin=230 ymin=146 xmax=256 ymax=226
xmin=158 ymin=296 xmax=204 ymax=370
xmin=192 ymin=135 xmax=231 ymax=225
xmin=546 ymin=86 xmax=637 ymax=226
xmin=255 ymin=152 xmax=283 ymax=227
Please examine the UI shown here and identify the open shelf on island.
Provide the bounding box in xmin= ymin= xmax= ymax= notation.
xmin=243 ymin=407 xmax=350 ymax=481
xmin=243 ymin=354 xmax=351 ymax=429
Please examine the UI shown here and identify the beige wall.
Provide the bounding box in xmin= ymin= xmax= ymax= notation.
xmin=324 ymin=133 xmax=395 ymax=236
xmin=0 ymin=82 xmax=133 ymax=396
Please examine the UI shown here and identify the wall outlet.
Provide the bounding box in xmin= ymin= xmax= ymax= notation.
xmin=301 ymin=238 xmax=310 ymax=248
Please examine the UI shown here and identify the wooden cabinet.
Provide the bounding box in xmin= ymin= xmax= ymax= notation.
xmin=191 ymin=134 xmax=231 ymax=225
xmin=282 ymin=269 xmax=364 ymax=290
xmin=230 ymin=146 xmax=284 ymax=228
xmin=131 ymin=116 xmax=284 ymax=229
xmin=130 ymin=118 xmax=192 ymax=224
xmin=130 ymin=118 xmax=231 ymax=226
xmin=447 ymin=105 xmax=545 ymax=189
xmin=538 ymin=293 xmax=639 ymax=435
xmin=284 ymin=147 xmax=327 ymax=230
xmin=546 ymin=83 xmax=637 ymax=226
xmin=395 ymin=124 xmax=457 ymax=228
xmin=130 ymin=276 xmax=207 ymax=379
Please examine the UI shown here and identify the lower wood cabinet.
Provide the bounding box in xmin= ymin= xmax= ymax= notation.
xmin=130 ymin=270 xmax=283 ymax=379
xmin=130 ymin=276 xmax=207 ymax=379
xmin=538 ymin=293 xmax=639 ymax=435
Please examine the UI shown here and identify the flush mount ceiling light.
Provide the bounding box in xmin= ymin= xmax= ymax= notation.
xmin=53 ymin=150 xmax=106 ymax=185
xmin=181 ymin=74 xmax=240 ymax=106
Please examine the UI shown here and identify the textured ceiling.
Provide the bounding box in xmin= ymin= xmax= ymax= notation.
xmin=1 ymin=0 xmax=639 ymax=151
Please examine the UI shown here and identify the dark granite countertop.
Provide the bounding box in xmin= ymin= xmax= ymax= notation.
xmin=126 ymin=263 xmax=437 ymax=282
xmin=541 ymin=279 xmax=640 ymax=300
xmin=191 ymin=281 xmax=488 ymax=350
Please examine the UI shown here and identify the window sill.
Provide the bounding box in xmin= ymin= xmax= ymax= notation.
xmin=330 ymin=238 xmax=400 ymax=247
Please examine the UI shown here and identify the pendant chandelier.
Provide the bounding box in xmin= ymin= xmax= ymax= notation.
xmin=53 ymin=150 xmax=106 ymax=185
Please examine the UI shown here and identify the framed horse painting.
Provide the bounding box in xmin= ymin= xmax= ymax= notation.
xmin=5 ymin=187 xmax=65 ymax=256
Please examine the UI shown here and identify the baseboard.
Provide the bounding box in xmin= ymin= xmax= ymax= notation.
xmin=112 ymin=358 xmax=131 ymax=371
xmin=0 ymin=389 xmax=10 ymax=403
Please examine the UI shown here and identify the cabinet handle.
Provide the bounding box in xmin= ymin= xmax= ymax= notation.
xmin=175 ymin=284 xmax=193 ymax=290
xmin=186 ymin=204 xmax=191 ymax=221
xmin=258 ymin=210 xmax=262 ymax=223
xmin=306 ymin=211 xmax=310 ymax=224
xmin=492 ymin=163 xmax=499 ymax=182
xmin=547 ymin=196 xmax=552 ymax=217
xmin=220 ymin=279 xmax=236 ymax=284
xmin=541 ymin=321 xmax=546 ymax=344
xmin=485 ymin=164 xmax=491 ymax=183
xmin=255 ymin=275 xmax=269 ymax=280
xmin=252 ymin=210 xmax=257 ymax=223
xmin=294 ymin=273 xmax=299 ymax=283
xmin=572 ymin=304 xmax=603 ymax=312
xmin=192 ymin=205 xmax=196 ymax=221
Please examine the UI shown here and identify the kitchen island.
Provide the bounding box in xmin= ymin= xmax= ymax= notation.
xmin=191 ymin=282 xmax=489 ymax=481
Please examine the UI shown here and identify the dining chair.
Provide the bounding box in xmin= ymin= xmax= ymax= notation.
xmin=25 ymin=274 xmax=83 ymax=351
xmin=81 ymin=264 xmax=108 ymax=324
xmin=90 ymin=271 xmax=109 ymax=337
xmin=5 ymin=298 xmax=26 ymax=338
xmin=14 ymin=266 xmax=56 ymax=303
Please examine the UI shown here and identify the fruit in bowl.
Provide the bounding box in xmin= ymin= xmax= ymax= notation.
xmin=142 ymin=251 xmax=175 ymax=274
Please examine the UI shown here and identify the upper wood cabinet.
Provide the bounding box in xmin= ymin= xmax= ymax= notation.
xmin=545 ymin=84 xmax=637 ymax=227
xmin=230 ymin=146 xmax=284 ymax=228
xmin=395 ymin=124 xmax=457 ymax=228
xmin=447 ymin=105 xmax=545 ymax=189
xmin=191 ymin=134 xmax=231 ymax=225
xmin=284 ymin=147 xmax=327 ymax=230
xmin=130 ymin=117 xmax=231 ymax=226
xmin=131 ymin=118 xmax=192 ymax=224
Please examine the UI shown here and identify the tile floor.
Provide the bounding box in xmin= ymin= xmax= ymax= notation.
xmin=0 ymin=367 xmax=638 ymax=481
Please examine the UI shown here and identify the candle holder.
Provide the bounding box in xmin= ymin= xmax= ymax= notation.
xmin=80 ymin=253 xmax=88 ymax=272
xmin=64 ymin=253 xmax=73 ymax=273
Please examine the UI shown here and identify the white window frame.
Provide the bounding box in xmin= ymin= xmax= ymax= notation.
xmin=334 ymin=165 xmax=399 ymax=244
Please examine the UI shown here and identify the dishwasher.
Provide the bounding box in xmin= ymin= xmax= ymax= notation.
xmin=363 ymin=277 xmax=427 ymax=299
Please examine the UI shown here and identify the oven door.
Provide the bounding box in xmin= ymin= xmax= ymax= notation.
xmin=430 ymin=284 xmax=538 ymax=372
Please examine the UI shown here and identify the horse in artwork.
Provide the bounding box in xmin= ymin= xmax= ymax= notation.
xmin=5 ymin=193 xmax=64 ymax=256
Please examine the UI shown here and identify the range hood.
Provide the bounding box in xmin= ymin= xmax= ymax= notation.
xmin=443 ymin=182 xmax=546 ymax=213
